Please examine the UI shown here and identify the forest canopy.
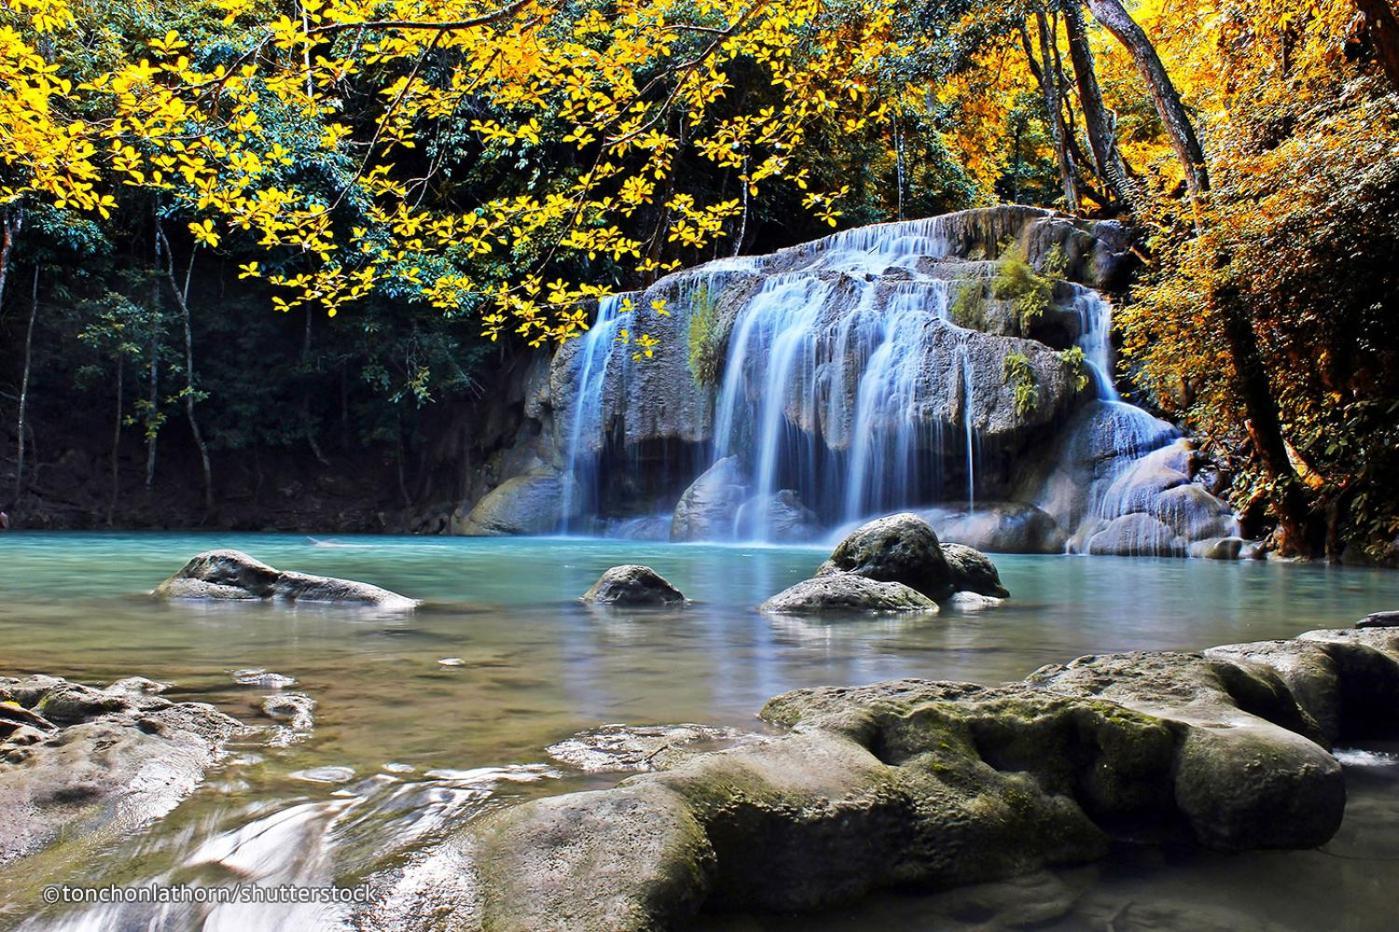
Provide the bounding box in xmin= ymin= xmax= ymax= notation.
xmin=2 ymin=0 xmax=1397 ymax=559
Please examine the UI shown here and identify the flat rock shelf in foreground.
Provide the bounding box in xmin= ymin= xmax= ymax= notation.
xmin=362 ymin=624 xmax=1399 ymax=930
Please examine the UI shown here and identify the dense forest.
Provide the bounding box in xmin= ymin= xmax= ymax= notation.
xmin=1 ymin=0 xmax=1396 ymax=560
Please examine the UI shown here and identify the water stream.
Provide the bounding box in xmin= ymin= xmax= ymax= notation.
xmin=2 ymin=532 xmax=1398 ymax=928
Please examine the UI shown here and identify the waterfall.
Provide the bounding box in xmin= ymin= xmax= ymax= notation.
xmin=955 ymin=340 xmax=976 ymax=513
xmin=540 ymin=207 xmax=1236 ymax=555
xmin=1072 ymin=288 xmax=1119 ymax=402
xmin=560 ymin=294 xmax=632 ymax=531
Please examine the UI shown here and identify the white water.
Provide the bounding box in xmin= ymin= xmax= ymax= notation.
xmin=556 ymin=209 xmax=1233 ymax=550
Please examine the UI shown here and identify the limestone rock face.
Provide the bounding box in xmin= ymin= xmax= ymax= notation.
xmin=454 ymin=471 xmax=578 ymax=536
xmin=670 ymin=457 xmax=749 ymax=541
xmin=154 ymin=549 xmax=417 ymax=610
xmin=921 ymin=501 xmax=1066 ymax=554
xmin=759 ymin=574 xmax=938 ymax=614
xmin=818 ymin=513 xmax=956 ymax=602
xmin=371 ymin=626 xmax=1399 ymax=929
xmin=733 ymin=490 xmax=820 ymax=543
xmin=581 ymin=565 xmax=686 ymax=606
xmin=0 ymin=675 xmax=240 ymax=867
xmin=1029 ymin=401 xmax=1239 ymax=557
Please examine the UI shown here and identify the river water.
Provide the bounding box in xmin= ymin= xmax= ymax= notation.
xmin=2 ymin=532 xmax=1397 ymax=929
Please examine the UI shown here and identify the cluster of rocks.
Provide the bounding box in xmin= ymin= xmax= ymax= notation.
xmin=762 ymin=513 xmax=1008 ymax=614
xmin=573 ymin=513 xmax=1009 ymax=616
xmin=361 ymin=621 xmax=1399 ymax=929
xmin=0 ymin=674 xmax=241 ymax=867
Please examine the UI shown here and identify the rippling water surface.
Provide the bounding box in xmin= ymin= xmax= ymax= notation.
xmin=2 ymin=532 xmax=1397 ymax=929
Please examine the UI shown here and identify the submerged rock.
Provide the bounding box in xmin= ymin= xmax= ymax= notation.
xmin=374 ymin=625 xmax=1399 ymax=928
xmin=819 ymin=513 xmax=956 ymax=602
xmin=0 ymin=674 xmax=239 ymax=867
xmin=155 ymin=549 xmax=418 ymax=610
xmin=582 ymin=565 xmax=686 ymax=606
xmin=257 ymin=693 xmax=316 ymax=747
xmin=546 ymin=724 xmax=760 ymax=773
xmin=760 ymin=574 xmax=937 ymax=614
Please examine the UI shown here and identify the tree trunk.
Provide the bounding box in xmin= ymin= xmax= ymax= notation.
xmin=1217 ymin=280 xmax=1318 ymax=554
xmin=14 ymin=268 xmax=38 ymax=504
xmin=146 ymin=223 xmax=161 ymax=491
xmin=1356 ymin=0 xmax=1399 ymax=90
xmin=0 ymin=210 xmax=16 ymax=314
xmin=109 ymin=359 xmax=123 ymax=526
xmin=156 ymin=222 xmax=214 ymax=513
xmin=1084 ymin=0 xmax=1210 ymax=198
xmin=1064 ymin=3 xmax=1140 ymax=208
xmin=1037 ymin=13 xmax=1080 ymax=211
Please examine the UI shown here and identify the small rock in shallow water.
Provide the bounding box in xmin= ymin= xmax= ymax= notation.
xmin=581 ymin=565 xmax=686 ymax=606
xmin=437 ymin=657 xmax=466 ymax=667
xmin=761 ymin=573 xmax=937 ymax=614
xmin=290 ymin=766 xmax=356 ymax=784
xmin=945 ymin=590 xmax=1005 ymax=611
xmin=1357 ymin=610 xmax=1399 ymax=629
xmin=547 ymin=724 xmax=761 ymax=772
xmin=104 ymin=676 xmax=171 ymax=697
xmin=232 ymin=668 xmax=297 ymax=689
xmin=383 ymin=761 xmax=416 ymax=774
xmin=257 ymin=693 xmax=315 ymax=728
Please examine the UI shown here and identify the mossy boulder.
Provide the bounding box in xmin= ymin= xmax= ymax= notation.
xmin=818 ymin=513 xmax=956 ymax=601
xmin=940 ymin=542 xmax=1010 ymax=598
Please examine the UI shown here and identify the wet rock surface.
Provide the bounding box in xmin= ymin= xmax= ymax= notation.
xmin=760 ymin=573 xmax=938 ymax=614
xmin=817 ymin=512 xmax=957 ymax=601
xmin=0 ymin=674 xmax=240 ymax=867
xmin=155 ymin=549 xmax=418 ymax=610
xmin=546 ymin=724 xmax=763 ymax=772
xmin=940 ymin=541 xmax=1010 ymax=597
xmin=581 ymin=565 xmax=686 ymax=605
xmin=374 ymin=624 xmax=1399 ymax=929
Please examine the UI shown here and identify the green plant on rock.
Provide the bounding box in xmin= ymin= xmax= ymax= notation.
xmin=687 ymin=283 xmax=724 ymax=388
xmin=992 ymin=242 xmax=1064 ymax=333
xmin=1058 ymin=346 xmax=1091 ymax=393
xmin=1003 ymin=351 xmax=1039 ymax=417
xmin=950 ymin=281 xmax=987 ymax=330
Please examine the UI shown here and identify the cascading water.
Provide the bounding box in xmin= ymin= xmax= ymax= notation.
xmin=560 ymin=293 xmax=632 ymax=531
xmin=545 ymin=206 xmax=1238 ymax=554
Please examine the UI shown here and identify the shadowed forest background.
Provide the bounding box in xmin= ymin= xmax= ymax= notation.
xmin=1 ymin=0 xmax=1396 ymax=560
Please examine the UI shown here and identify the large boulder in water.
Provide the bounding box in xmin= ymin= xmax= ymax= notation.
xmin=818 ymin=513 xmax=956 ymax=602
xmin=940 ymin=542 xmax=1010 ymax=597
xmin=582 ymin=565 xmax=686 ymax=606
xmin=455 ymin=470 xmax=579 ymax=536
xmin=0 ymin=674 xmax=240 ymax=866
xmin=154 ymin=549 xmax=418 ymax=610
xmin=671 ymin=456 xmax=749 ymax=541
xmin=760 ymin=574 xmax=938 ymax=614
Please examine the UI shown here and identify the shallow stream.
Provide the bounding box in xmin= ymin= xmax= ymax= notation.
xmin=2 ymin=532 xmax=1397 ymax=929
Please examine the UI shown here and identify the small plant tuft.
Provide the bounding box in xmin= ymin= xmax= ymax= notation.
xmin=1003 ymin=351 xmax=1039 ymax=416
